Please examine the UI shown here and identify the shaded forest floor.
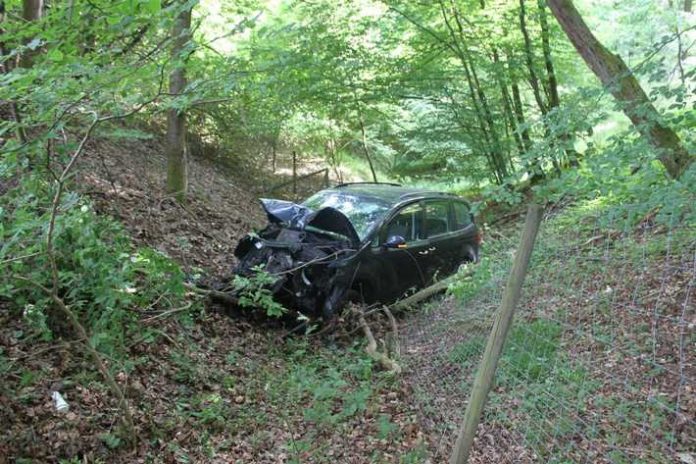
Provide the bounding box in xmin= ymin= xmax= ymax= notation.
xmin=401 ymin=222 xmax=695 ymax=463
xmin=1 ymin=133 xmax=694 ymax=463
xmin=0 ymin=134 xmax=428 ymax=463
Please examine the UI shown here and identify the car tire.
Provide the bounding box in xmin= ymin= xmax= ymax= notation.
xmin=322 ymin=288 xmax=362 ymax=322
xmin=343 ymin=289 xmax=363 ymax=307
xmin=462 ymin=244 xmax=479 ymax=264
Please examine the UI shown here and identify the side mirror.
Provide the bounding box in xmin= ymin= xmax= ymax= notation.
xmin=384 ymin=235 xmax=406 ymax=249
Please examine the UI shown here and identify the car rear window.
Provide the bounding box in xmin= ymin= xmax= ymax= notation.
xmin=425 ymin=200 xmax=450 ymax=237
xmin=453 ymin=201 xmax=472 ymax=229
xmin=302 ymin=190 xmax=390 ymax=241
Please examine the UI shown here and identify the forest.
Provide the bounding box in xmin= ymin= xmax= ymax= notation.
xmin=0 ymin=0 xmax=694 ymax=462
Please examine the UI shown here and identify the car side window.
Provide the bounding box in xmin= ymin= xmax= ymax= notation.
xmin=424 ymin=200 xmax=451 ymax=237
xmin=453 ymin=201 xmax=472 ymax=229
xmin=382 ymin=203 xmax=424 ymax=244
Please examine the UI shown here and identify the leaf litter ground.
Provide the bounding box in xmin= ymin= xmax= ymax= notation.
xmin=1 ymin=136 xmax=693 ymax=462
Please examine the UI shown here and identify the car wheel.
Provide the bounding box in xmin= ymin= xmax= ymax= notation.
xmin=322 ymin=287 xmax=362 ymax=322
xmin=462 ymin=244 xmax=479 ymax=264
xmin=343 ymin=289 xmax=363 ymax=307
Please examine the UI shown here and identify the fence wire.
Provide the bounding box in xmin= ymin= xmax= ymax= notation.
xmin=398 ymin=205 xmax=695 ymax=463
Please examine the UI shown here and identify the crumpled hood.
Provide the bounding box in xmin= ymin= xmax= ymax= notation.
xmin=259 ymin=199 xmax=313 ymax=228
xmin=259 ymin=198 xmax=360 ymax=246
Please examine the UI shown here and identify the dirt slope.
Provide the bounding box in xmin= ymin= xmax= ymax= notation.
xmin=75 ymin=132 xmax=266 ymax=277
xmin=2 ymin=130 xmax=425 ymax=463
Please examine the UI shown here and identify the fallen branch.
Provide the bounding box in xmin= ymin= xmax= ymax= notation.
xmin=142 ymin=301 xmax=194 ymax=322
xmin=390 ymin=269 xmax=475 ymax=312
xmin=356 ymin=309 xmax=402 ymax=374
xmin=186 ymin=284 xmax=239 ymax=306
xmin=485 ymin=229 xmax=508 ymax=242
xmin=580 ymin=234 xmax=604 ymax=247
xmin=128 ymin=328 xmax=180 ymax=349
xmin=381 ymin=306 xmax=400 ymax=357
xmin=488 ymin=209 xmax=525 ymax=227
xmin=0 ymin=251 xmax=43 ymax=266
xmin=577 ymin=230 xmax=622 ymax=251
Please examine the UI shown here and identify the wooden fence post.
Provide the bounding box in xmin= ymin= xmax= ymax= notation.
xmin=292 ymin=150 xmax=297 ymax=195
xmin=449 ymin=204 xmax=544 ymax=464
xmin=266 ymin=168 xmax=331 ymax=194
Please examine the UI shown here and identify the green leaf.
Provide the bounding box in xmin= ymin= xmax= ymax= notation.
xmin=47 ymin=49 xmax=64 ymax=62
xmin=143 ymin=0 xmax=161 ymax=14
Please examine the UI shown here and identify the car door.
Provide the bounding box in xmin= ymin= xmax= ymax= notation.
xmin=450 ymin=200 xmax=479 ymax=263
xmin=422 ymin=199 xmax=459 ymax=282
xmin=366 ymin=202 xmax=430 ymax=301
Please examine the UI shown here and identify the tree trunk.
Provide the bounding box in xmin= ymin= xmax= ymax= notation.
xmin=494 ymin=50 xmax=525 ymax=160
xmin=447 ymin=90 xmax=501 ymax=184
xmin=538 ymin=0 xmax=580 ymax=168
xmin=436 ymin=0 xmax=505 ymax=184
xmin=519 ymin=0 xmax=547 ymax=115
xmin=520 ymin=0 xmax=565 ymax=176
xmin=21 ymin=0 xmax=43 ymax=68
xmin=548 ymin=0 xmax=693 ymax=178
xmin=508 ymin=53 xmax=545 ymax=182
xmin=326 ymin=138 xmax=342 ymax=183
xmin=292 ymin=150 xmax=297 ymax=195
xmin=357 ymin=105 xmax=378 ymax=183
xmin=460 ymin=60 xmax=500 ymax=182
xmin=469 ymin=58 xmax=509 ymax=180
xmin=685 ymin=0 xmax=692 ymax=12
xmin=510 ymin=81 xmax=532 ymax=152
xmin=1 ymin=1 xmax=27 ymax=144
xmin=537 ymin=0 xmax=560 ymax=108
xmin=506 ymin=52 xmax=533 ymax=156
xmin=166 ymin=3 xmax=192 ymax=202
xmin=271 ymin=139 xmax=277 ymax=173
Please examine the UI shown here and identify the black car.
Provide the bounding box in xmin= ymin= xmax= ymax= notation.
xmin=233 ymin=183 xmax=481 ymax=319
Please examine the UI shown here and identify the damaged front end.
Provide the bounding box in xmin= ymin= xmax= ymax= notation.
xmin=233 ymin=199 xmax=359 ymax=319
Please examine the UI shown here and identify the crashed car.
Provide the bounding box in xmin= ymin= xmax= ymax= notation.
xmin=233 ymin=182 xmax=481 ymax=319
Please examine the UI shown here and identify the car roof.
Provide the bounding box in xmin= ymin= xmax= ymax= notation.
xmin=327 ymin=183 xmax=458 ymax=206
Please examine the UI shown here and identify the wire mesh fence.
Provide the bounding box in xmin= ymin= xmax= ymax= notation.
xmin=398 ymin=204 xmax=695 ymax=463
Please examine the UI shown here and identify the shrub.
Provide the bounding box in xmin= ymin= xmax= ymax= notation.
xmin=0 ymin=173 xmax=187 ymax=356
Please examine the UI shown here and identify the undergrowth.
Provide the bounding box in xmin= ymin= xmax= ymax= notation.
xmin=1 ymin=171 xmax=191 ymax=371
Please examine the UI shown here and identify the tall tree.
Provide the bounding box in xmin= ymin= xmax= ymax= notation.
xmin=547 ymin=0 xmax=693 ymax=179
xmin=519 ymin=0 xmax=547 ymax=114
xmin=538 ymin=0 xmax=579 ymax=167
xmin=1 ymin=0 xmax=27 ymax=144
xmin=537 ymin=0 xmax=560 ymax=109
xmin=21 ymin=0 xmax=42 ymax=68
xmin=166 ymin=1 xmax=193 ymax=202
xmin=437 ymin=0 xmax=509 ymax=183
xmin=356 ymin=101 xmax=379 ymax=183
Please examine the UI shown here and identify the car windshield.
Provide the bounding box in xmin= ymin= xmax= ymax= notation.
xmin=302 ymin=190 xmax=391 ymax=241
